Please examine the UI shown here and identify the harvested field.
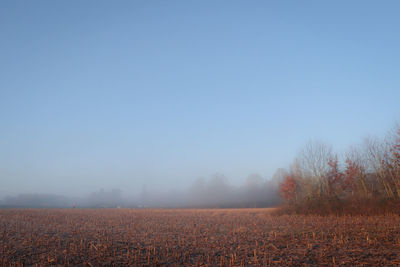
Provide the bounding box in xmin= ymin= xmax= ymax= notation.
xmin=1 ymin=208 xmax=400 ymax=266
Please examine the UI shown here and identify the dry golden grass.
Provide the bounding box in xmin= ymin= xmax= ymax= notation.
xmin=1 ymin=208 xmax=400 ymax=266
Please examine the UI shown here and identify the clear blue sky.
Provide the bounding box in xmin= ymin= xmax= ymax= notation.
xmin=1 ymin=1 xmax=399 ymax=197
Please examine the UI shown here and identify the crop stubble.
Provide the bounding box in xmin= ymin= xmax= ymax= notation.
xmin=1 ymin=208 xmax=400 ymax=266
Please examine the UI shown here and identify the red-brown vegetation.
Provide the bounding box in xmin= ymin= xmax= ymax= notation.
xmin=279 ymin=176 xmax=296 ymax=203
xmin=278 ymin=125 xmax=400 ymax=215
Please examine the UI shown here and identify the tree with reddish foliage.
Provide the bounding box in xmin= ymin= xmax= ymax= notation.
xmin=344 ymin=158 xmax=358 ymax=193
xmin=279 ymin=175 xmax=297 ymax=203
xmin=325 ymin=156 xmax=344 ymax=198
xmin=344 ymin=158 xmax=368 ymax=198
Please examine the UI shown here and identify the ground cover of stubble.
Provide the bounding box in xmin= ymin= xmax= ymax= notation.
xmin=1 ymin=208 xmax=400 ymax=266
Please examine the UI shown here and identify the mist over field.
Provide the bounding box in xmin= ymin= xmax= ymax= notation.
xmin=0 ymin=173 xmax=282 ymax=208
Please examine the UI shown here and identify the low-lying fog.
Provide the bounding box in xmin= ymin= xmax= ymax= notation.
xmin=0 ymin=172 xmax=283 ymax=208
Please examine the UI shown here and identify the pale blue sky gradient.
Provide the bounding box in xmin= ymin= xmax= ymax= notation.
xmin=1 ymin=1 xmax=399 ymax=197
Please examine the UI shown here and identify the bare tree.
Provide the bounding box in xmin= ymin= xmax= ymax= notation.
xmin=298 ymin=140 xmax=334 ymax=198
xmin=364 ymin=137 xmax=396 ymax=198
xmin=345 ymin=145 xmax=370 ymax=198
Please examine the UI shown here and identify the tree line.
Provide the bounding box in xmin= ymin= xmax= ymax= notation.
xmin=278 ymin=124 xmax=400 ymax=215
